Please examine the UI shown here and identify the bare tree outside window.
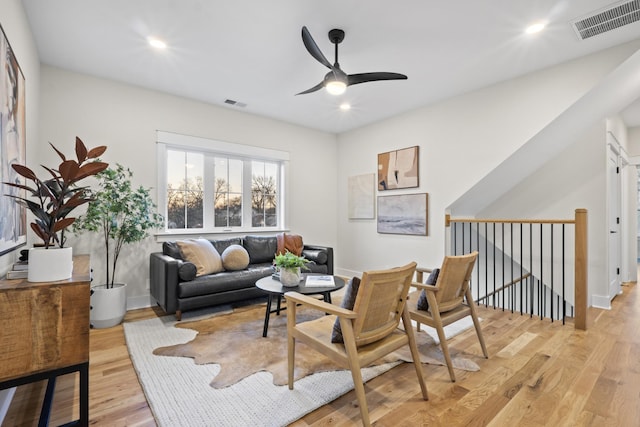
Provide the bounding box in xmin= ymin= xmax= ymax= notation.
xmin=166 ymin=150 xmax=203 ymax=229
xmin=214 ymin=157 xmax=243 ymax=227
xmin=162 ymin=145 xmax=281 ymax=232
xmin=252 ymin=161 xmax=278 ymax=227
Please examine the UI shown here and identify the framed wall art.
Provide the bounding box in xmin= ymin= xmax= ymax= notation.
xmin=377 ymin=146 xmax=419 ymax=191
xmin=377 ymin=193 xmax=427 ymax=236
xmin=0 ymin=23 xmax=27 ymax=256
xmin=348 ymin=173 xmax=375 ymax=219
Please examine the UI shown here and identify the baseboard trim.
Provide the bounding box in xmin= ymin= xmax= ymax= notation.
xmin=127 ymin=294 xmax=154 ymax=311
xmin=591 ymin=294 xmax=612 ymax=310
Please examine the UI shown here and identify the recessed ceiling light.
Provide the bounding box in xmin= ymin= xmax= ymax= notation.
xmin=525 ymin=21 xmax=547 ymax=34
xmin=339 ymin=103 xmax=351 ymax=111
xmin=148 ymin=37 xmax=167 ymax=49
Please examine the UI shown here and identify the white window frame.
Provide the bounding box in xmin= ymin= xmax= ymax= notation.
xmin=156 ymin=131 xmax=289 ymax=237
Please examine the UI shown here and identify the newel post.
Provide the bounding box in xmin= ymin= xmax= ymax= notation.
xmin=574 ymin=208 xmax=588 ymax=330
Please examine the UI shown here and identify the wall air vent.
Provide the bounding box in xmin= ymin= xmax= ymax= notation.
xmin=571 ymin=0 xmax=640 ymax=40
xmin=224 ymin=99 xmax=247 ymax=108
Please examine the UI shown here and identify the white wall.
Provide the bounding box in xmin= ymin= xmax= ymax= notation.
xmin=479 ymin=122 xmax=606 ymax=305
xmin=336 ymin=40 xmax=640 ymax=281
xmin=38 ymin=66 xmax=338 ymax=306
xmin=0 ymin=0 xmax=40 ymax=276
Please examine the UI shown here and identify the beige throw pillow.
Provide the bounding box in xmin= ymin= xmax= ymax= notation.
xmin=221 ymin=244 xmax=250 ymax=271
xmin=177 ymin=238 xmax=224 ymax=276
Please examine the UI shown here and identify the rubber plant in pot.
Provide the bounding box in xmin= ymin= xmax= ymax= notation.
xmin=274 ymin=250 xmax=310 ymax=287
xmin=73 ymin=163 xmax=163 ymax=328
xmin=2 ymin=137 xmax=108 ymax=282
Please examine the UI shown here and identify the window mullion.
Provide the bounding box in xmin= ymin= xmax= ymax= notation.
xmin=242 ymin=159 xmax=252 ymax=228
xmin=203 ymin=155 xmax=216 ymax=229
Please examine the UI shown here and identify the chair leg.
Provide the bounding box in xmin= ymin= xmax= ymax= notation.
xmin=287 ymin=335 xmax=296 ymax=389
xmin=340 ymin=318 xmax=371 ymax=426
xmin=402 ymin=310 xmax=428 ymax=400
xmin=287 ymin=300 xmax=297 ymax=390
xmin=435 ymin=323 xmax=456 ymax=382
xmin=466 ymin=290 xmax=489 ymax=358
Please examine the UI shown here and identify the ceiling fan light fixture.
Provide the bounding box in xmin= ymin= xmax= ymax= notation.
xmin=325 ymin=80 xmax=347 ymax=95
xmin=147 ymin=37 xmax=167 ymax=49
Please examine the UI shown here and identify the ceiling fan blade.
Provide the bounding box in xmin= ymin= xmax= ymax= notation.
xmin=301 ymin=26 xmax=333 ymax=70
xmin=347 ymin=72 xmax=408 ymax=86
xmin=296 ymin=81 xmax=324 ymax=95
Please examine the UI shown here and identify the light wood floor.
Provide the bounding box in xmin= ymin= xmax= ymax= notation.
xmin=4 ymin=280 xmax=639 ymax=426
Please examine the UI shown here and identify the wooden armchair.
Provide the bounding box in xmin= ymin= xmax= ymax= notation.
xmin=285 ymin=262 xmax=428 ymax=427
xmin=408 ymin=251 xmax=488 ymax=382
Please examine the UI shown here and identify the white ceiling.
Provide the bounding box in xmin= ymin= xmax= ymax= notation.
xmin=21 ymin=0 xmax=640 ymax=134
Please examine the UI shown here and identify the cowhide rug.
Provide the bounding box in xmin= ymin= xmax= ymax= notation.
xmin=153 ymin=303 xmax=480 ymax=389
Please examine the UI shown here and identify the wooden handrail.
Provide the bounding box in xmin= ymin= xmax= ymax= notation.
xmin=446 ymin=214 xmax=575 ymax=227
xmin=476 ymin=273 xmax=531 ymax=303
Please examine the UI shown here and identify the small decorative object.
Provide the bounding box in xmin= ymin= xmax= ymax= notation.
xmin=2 ymin=137 xmax=108 ymax=282
xmin=377 ymin=193 xmax=428 ymax=236
xmin=273 ymin=250 xmax=310 ymax=287
xmin=377 ymin=146 xmax=419 ymax=190
xmin=73 ymin=163 xmax=163 ymax=328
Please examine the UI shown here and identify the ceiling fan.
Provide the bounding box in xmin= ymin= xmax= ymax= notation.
xmin=297 ymin=26 xmax=408 ymax=96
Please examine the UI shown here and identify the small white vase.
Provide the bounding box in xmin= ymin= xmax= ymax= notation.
xmin=28 ymin=246 xmax=73 ymax=282
xmin=91 ymin=283 xmax=127 ymax=329
xmin=280 ymin=267 xmax=301 ymax=287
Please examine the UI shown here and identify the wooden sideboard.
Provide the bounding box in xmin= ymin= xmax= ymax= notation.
xmin=0 ymin=254 xmax=91 ymax=426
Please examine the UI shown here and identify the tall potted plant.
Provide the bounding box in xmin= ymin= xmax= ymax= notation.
xmin=73 ymin=163 xmax=163 ymax=328
xmin=3 ymin=137 xmax=108 ymax=281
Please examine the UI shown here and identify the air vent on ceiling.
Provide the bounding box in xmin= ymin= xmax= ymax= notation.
xmin=224 ymin=99 xmax=247 ymax=108
xmin=571 ymin=0 xmax=640 ymax=40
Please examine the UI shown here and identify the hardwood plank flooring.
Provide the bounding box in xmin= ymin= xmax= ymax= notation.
xmin=3 ymin=281 xmax=639 ymax=426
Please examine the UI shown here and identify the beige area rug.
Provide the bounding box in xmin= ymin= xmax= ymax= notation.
xmin=153 ymin=303 xmax=479 ymax=388
xmin=124 ymin=300 xmax=479 ymax=427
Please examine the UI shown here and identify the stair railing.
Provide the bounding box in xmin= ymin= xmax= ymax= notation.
xmin=446 ymin=209 xmax=588 ymax=330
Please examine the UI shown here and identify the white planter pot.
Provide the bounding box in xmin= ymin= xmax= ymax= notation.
xmin=280 ymin=267 xmax=301 ymax=287
xmin=28 ymin=247 xmax=73 ymax=282
xmin=91 ymin=283 xmax=127 ymax=329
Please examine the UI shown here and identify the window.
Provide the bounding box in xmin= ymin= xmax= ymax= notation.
xmin=157 ymin=131 xmax=288 ymax=233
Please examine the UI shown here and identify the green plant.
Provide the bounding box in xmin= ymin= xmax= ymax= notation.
xmin=274 ymin=250 xmax=310 ymax=271
xmin=73 ymin=163 xmax=163 ymax=288
xmin=3 ymin=137 xmax=108 ymax=248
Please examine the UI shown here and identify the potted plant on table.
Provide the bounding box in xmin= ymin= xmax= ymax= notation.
xmin=73 ymin=163 xmax=163 ymax=328
xmin=2 ymin=137 xmax=108 ymax=282
xmin=274 ymin=250 xmax=310 ymax=287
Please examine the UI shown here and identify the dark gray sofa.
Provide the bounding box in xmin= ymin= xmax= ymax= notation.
xmin=150 ymin=235 xmax=333 ymax=320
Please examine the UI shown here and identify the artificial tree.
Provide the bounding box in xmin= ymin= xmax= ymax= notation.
xmin=74 ymin=163 xmax=163 ymax=288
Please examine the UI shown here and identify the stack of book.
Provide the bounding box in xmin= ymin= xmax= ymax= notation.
xmin=6 ymin=261 xmax=28 ymax=279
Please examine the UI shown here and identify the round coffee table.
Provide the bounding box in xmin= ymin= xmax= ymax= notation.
xmin=255 ymin=274 xmax=345 ymax=337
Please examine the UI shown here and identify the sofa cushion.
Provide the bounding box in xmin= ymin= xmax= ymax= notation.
xmin=331 ymin=277 xmax=361 ymax=343
xmin=178 ymin=261 xmax=197 ymax=282
xmin=243 ymin=235 xmax=277 ymax=264
xmin=210 ymin=237 xmax=243 ymax=255
xmin=276 ymin=232 xmax=303 ymax=256
xmin=301 ymin=249 xmax=328 ymax=265
xmin=163 ymin=241 xmax=183 ymax=260
xmin=177 ymin=238 xmax=224 ymax=276
xmin=221 ymin=244 xmax=250 ymax=271
xmin=178 ymin=264 xmax=274 ymax=298
xmin=417 ymin=268 xmax=440 ymax=311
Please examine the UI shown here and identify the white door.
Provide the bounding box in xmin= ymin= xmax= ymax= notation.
xmin=608 ymin=145 xmax=622 ymax=300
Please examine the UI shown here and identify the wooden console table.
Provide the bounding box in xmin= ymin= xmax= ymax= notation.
xmin=0 ymin=254 xmax=91 ymax=426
